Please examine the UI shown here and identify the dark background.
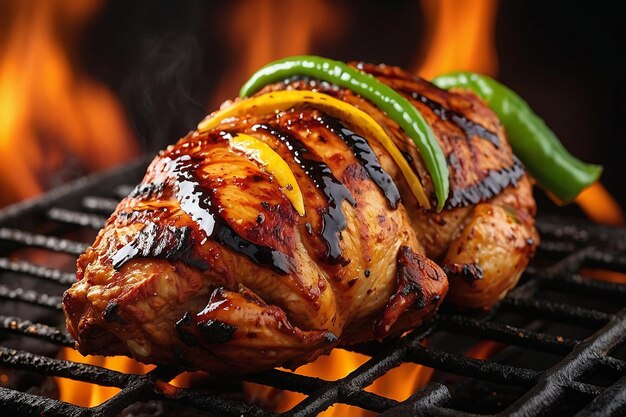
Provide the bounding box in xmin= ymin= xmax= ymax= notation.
xmin=79 ymin=0 xmax=626 ymax=215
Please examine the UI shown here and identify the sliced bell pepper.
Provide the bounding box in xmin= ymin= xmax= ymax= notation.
xmin=226 ymin=132 xmax=305 ymax=216
xmin=199 ymin=90 xmax=431 ymax=209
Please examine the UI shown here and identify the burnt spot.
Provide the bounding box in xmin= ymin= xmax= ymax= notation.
xmin=403 ymin=90 xmax=500 ymax=147
xmin=102 ymin=301 xmax=126 ymax=324
xmin=446 ymin=158 xmax=525 ymax=209
xmin=175 ymin=312 xmax=199 ymax=347
xmin=129 ymin=182 xmax=165 ymax=200
xmin=305 ymin=222 xmax=313 ymax=235
xmin=347 ymin=278 xmax=358 ymax=288
xmin=443 ymin=262 xmax=484 ymax=283
xmin=431 ymin=294 xmax=441 ymax=304
xmin=364 ymin=269 xmax=371 ymax=278
xmin=256 ymin=213 xmax=265 ymax=224
xmin=374 ymin=246 xmax=445 ymax=337
xmin=111 ymin=223 xmax=204 ymax=270
xmin=197 ymin=320 xmax=237 ymax=344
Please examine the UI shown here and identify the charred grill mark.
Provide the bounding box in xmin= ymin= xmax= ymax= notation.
xmin=446 ymin=157 xmax=525 ymax=209
xmin=111 ymin=222 xmax=205 ymax=269
xmin=404 ymin=90 xmax=500 ymax=147
xmin=443 ymin=263 xmax=484 ymax=283
xmin=316 ymin=115 xmax=402 ymax=209
xmin=129 ymin=182 xmax=165 ymax=200
xmin=169 ymin=153 xmax=295 ymax=275
xmin=252 ymin=123 xmax=356 ymax=264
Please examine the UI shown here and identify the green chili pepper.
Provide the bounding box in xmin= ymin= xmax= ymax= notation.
xmin=239 ymin=55 xmax=449 ymax=211
xmin=432 ymin=72 xmax=602 ymax=203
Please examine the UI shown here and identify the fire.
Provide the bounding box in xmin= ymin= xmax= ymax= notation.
xmin=416 ymin=0 xmax=499 ymax=79
xmin=56 ymin=348 xmax=154 ymax=407
xmin=208 ymin=0 xmax=344 ymax=109
xmin=0 ymin=0 xmax=138 ymax=207
xmin=575 ymin=182 xmax=624 ymax=227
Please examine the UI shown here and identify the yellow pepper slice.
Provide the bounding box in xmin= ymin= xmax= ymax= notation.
xmin=227 ymin=133 xmax=305 ymax=216
xmin=198 ymin=91 xmax=430 ymax=209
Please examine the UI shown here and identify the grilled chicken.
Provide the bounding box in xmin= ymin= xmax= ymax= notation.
xmin=63 ymin=63 xmax=537 ymax=373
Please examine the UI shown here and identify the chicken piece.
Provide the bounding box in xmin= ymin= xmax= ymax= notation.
xmin=64 ymin=62 xmax=537 ymax=374
xmin=268 ymin=63 xmax=539 ymax=309
xmin=64 ymin=109 xmax=448 ymax=374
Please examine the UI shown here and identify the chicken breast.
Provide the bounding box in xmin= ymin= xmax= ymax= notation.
xmin=63 ymin=62 xmax=537 ymax=374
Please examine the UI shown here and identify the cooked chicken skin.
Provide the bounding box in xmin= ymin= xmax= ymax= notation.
xmin=63 ymin=63 xmax=537 ymax=374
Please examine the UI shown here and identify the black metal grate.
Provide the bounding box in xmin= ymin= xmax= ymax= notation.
xmin=0 ymin=158 xmax=625 ymax=417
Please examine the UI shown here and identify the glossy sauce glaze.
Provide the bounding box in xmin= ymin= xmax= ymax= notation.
xmin=169 ymin=151 xmax=295 ymax=274
xmin=404 ymin=90 xmax=500 ymax=147
xmin=316 ymin=114 xmax=402 ymax=209
xmin=252 ymin=123 xmax=356 ymax=264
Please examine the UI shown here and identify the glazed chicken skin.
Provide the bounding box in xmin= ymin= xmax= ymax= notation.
xmin=63 ymin=63 xmax=537 ymax=374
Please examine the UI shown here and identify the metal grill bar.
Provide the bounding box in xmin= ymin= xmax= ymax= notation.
xmin=0 ymin=285 xmax=62 ymax=310
xmin=500 ymin=297 xmax=610 ymax=327
xmin=0 ymin=316 xmax=73 ymax=346
xmin=81 ymin=197 xmax=119 ymax=214
xmin=436 ymin=315 xmax=577 ymax=354
xmin=0 ymin=347 xmax=131 ymax=387
xmin=0 ymin=228 xmax=88 ymax=256
xmin=407 ymin=345 xmax=540 ymax=387
xmin=0 ymin=161 xmax=625 ymax=417
xmin=503 ymin=309 xmax=626 ymax=416
xmin=46 ymin=208 xmax=107 ymax=229
xmin=0 ymin=258 xmax=74 ymax=286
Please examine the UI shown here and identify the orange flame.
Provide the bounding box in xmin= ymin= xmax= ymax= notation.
xmin=575 ymin=182 xmax=624 ymax=227
xmin=416 ymin=0 xmax=499 ymax=78
xmin=208 ymin=0 xmax=344 ymax=108
xmin=56 ymin=348 xmax=154 ymax=407
xmin=0 ymin=0 xmax=138 ymax=207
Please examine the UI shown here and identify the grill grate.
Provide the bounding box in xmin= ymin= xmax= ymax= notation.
xmin=0 ymin=158 xmax=625 ymax=417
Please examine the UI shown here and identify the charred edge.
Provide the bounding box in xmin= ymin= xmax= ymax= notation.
xmin=374 ymin=246 xmax=432 ymax=337
xmin=175 ymin=312 xmax=199 ymax=347
xmin=316 ymin=115 xmax=402 ymax=209
xmin=102 ymin=301 xmax=127 ymax=324
xmin=405 ymin=90 xmax=500 ymax=147
xmin=396 ymin=246 xmax=428 ymax=309
xmin=443 ymin=262 xmax=484 ymax=283
xmin=197 ymin=320 xmax=237 ymax=344
xmin=172 ymin=153 xmax=294 ymax=275
xmin=446 ymin=157 xmax=525 ymax=209
xmin=111 ymin=223 xmax=207 ymax=270
xmin=253 ymin=123 xmax=355 ymax=265
xmin=129 ymin=182 xmax=165 ymax=200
